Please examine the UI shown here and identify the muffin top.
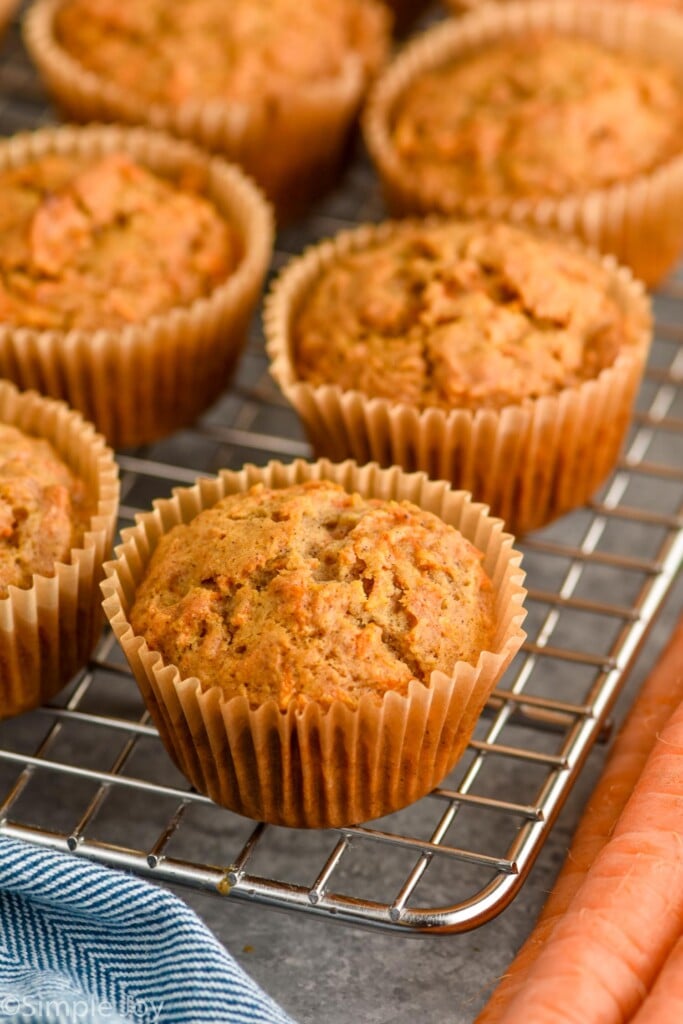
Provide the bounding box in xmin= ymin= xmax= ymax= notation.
xmin=54 ymin=0 xmax=390 ymax=107
xmin=0 ymin=424 xmax=89 ymax=596
xmin=292 ymin=220 xmax=642 ymax=410
xmin=390 ymin=33 xmax=683 ymax=201
xmin=129 ymin=480 xmax=495 ymax=711
xmin=0 ymin=151 xmax=237 ymax=331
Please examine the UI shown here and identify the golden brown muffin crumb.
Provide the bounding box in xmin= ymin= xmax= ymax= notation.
xmin=391 ymin=34 xmax=683 ymax=201
xmin=0 ymin=424 xmax=88 ymax=595
xmin=129 ymin=481 xmax=495 ymax=711
xmin=293 ymin=220 xmax=639 ymax=410
xmin=55 ymin=0 xmax=389 ymax=107
xmin=0 ymin=151 xmax=236 ymax=330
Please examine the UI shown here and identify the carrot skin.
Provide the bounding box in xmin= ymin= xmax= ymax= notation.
xmin=630 ymin=935 xmax=683 ymax=1024
xmin=495 ymin=693 xmax=683 ymax=1023
xmin=475 ymin=615 xmax=683 ymax=1023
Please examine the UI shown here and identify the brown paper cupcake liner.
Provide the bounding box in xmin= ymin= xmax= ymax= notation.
xmin=264 ymin=219 xmax=652 ymax=536
xmin=101 ymin=458 xmax=526 ymax=829
xmin=0 ymin=380 xmax=119 ymax=719
xmin=23 ymin=0 xmax=390 ymax=219
xmin=0 ymin=124 xmax=273 ymax=450
xmin=363 ymin=0 xmax=683 ymax=285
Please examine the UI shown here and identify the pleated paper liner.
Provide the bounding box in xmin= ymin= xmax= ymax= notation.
xmin=0 ymin=381 xmax=119 ymax=719
xmin=362 ymin=0 xmax=683 ymax=286
xmin=23 ymin=0 xmax=391 ymax=220
xmin=264 ymin=219 xmax=652 ymax=537
xmin=101 ymin=458 xmax=527 ymax=829
xmin=0 ymin=124 xmax=273 ymax=450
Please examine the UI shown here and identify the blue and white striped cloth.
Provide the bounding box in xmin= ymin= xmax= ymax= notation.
xmin=0 ymin=836 xmax=297 ymax=1024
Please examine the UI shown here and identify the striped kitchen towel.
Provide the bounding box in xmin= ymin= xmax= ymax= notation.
xmin=0 ymin=836 xmax=298 ymax=1024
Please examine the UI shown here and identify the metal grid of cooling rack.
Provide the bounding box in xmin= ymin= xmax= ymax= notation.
xmin=0 ymin=3 xmax=681 ymax=935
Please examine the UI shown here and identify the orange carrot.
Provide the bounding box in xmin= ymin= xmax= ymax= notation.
xmin=476 ymin=614 xmax=683 ymax=1023
xmin=630 ymin=935 xmax=683 ymax=1023
xmin=491 ymin=638 xmax=683 ymax=1023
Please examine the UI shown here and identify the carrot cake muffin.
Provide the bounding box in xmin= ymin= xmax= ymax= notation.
xmin=363 ymin=3 xmax=683 ymax=284
xmin=128 ymin=480 xmax=496 ymax=711
xmin=0 ymin=380 xmax=119 ymax=720
xmin=27 ymin=0 xmax=391 ymax=214
xmin=266 ymin=218 xmax=651 ymax=534
xmin=292 ymin=220 xmax=639 ymax=411
xmin=0 ymin=124 xmax=273 ymax=449
xmin=0 ymin=423 xmax=89 ymax=596
xmin=0 ymin=151 xmax=236 ymax=331
xmin=389 ymin=33 xmax=683 ymax=203
xmin=104 ymin=459 xmax=526 ymax=827
xmin=53 ymin=0 xmax=388 ymax=108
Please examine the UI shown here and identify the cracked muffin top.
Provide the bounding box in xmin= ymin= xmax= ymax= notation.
xmin=54 ymin=0 xmax=390 ymax=107
xmin=390 ymin=33 xmax=683 ymax=201
xmin=0 ymin=423 xmax=89 ymax=596
xmin=129 ymin=480 xmax=495 ymax=711
xmin=292 ymin=219 xmax=642 ymax=411
xmin=0 ymin=151 xmax=237 ymax=331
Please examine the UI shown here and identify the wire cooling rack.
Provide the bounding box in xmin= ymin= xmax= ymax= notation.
xmin=0 ymin=3 xmax=681 ymax=935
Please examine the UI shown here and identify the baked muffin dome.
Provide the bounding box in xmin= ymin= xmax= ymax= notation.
xmin=292 ymin=219 xmax=640 ymax=411
xmin=27 ymin=0 xmax=390 ymax=215
xmin=0 ymin=124 xmax=273 ymax=449
xmin=0 ymin=423 xmax=89 ymax=595
xmin=129 ymin=480 xmax=496 ymax=711
xmin=362 ymin=1 xmax=683 ymax=285
xmin=0 ymin=151 xmax=236 ymax=331
xmin=53 ymin=0 xmax=388 ymax=107
xmin=104 ymin=458 xmax=526 ymax=827
xmin=0 ymin=380 xmax=119 ymax=720
xmin=54 ymin=0 xmax=389 ymax=107
xmin=389 ymin=33 xmax=683 ymax=202
xmin=266 ymin=216 xmax=651 ymax=534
